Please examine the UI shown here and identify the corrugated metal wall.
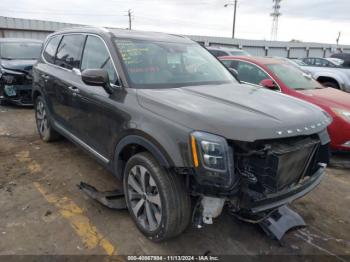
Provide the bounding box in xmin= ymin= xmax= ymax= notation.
xmin=1 ymin=16 xmax=350 ymax=58
xmin=242 ymin=46 xmax=265 ymax=56
xmin=309 ymin=48 xmax=324 ymax=57
xmin=289 ymin=48 xmax=307 ymax=58
xmin=267 ymin=47 xmax=288 ymax=57
xmin=1 ymin=29 xmax=48 ymax=40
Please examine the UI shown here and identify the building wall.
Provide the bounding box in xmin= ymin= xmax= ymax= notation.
xmin=188 ymin=35 xmax=350 ymax=58
xmin=1 ymin=16 xmax=350 ymax=58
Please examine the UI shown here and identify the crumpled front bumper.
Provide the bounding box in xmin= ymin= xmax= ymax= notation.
xmin=244 ymin=163 xmax=326 ymax=214
xmin=0 ymin=84 xmax=33 ymax=106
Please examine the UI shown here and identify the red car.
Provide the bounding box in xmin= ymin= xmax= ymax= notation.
xmin=220 ymin=56 xmax=350 ymax=152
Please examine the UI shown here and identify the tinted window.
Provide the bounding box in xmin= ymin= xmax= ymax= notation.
xmin=236 ymin=61 xmax=270 ymax=85
xmin=0 ymin=42 xmax=42 ymax=60
xmin=55 ymin=35 xmax=85 ymax=69
xmin=43 ymin=36 xmax=61 ymax=64
xmin=216 ymin=50 xmax=228 ymax=57
xmin=81 ymin=36 xmax=119 ymax=85
xmin=115 ymin=39 xmax=235 ymax=88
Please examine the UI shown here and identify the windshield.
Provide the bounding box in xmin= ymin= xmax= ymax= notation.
xmin=267 ymin=63 xmax=322 ymax=90
xmin=0 ymin=42 xmax=42 ymax=60
xmin=114 ymin=39 xmax=236 ymax=88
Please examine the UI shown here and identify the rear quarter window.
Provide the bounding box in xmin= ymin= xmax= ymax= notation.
xmin=43 ymin=36 xmax=61 ymax=64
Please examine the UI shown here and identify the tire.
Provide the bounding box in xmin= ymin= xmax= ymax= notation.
xmin=34 ymin=96 xmax=60 ymax=142
xmin=321 ymin=81 xmax=339 ymax=89
xmin=123 ymin=152 xmax=191 ymax=241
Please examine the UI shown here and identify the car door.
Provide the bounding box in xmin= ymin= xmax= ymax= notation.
xmin=71 ymin=35 xmax=122 ymax=158
xmin=49 ymin=34 xmax=86 ymax=134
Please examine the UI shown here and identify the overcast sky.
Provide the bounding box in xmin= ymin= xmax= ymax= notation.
xmin=1 ymin=0 xmax=350 ymax=44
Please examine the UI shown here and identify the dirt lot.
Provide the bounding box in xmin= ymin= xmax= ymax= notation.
xmin=0 ymin=105 xmax=349 ymax=259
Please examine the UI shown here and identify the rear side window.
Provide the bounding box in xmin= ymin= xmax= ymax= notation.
xmin=236 ymin=61 xmax=270 ymax=85
xmin=43 ymin=36 xmax=61 ymax=64
xmin=81 ymin=36 xmax=119 ymax=85
xmin=55 ymin=34 xmax=85 ymax=70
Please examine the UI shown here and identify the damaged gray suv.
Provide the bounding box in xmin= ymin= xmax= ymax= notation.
xmin=33 ymin=27 xmax=331 ymax=241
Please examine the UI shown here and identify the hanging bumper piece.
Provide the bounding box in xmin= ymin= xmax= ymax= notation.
xmin=78 ymin=182 xmax=127 ymax=210
xmin=259 ymin=205 xmax=306 ymax=241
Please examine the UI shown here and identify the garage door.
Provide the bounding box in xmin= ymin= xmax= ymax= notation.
xmin=268 ymin=47 xmax=287 ymax=57
xmin=242 ymin=46 xmax=265 ymax=57
xmin=289 ymin=48 xmax=307 ymax=58
xmin=309 ymin=48 xmax=324 ymax=57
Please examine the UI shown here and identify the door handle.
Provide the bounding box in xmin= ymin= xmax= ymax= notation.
xmin=68 ymin=86 xmax=80 ymax=96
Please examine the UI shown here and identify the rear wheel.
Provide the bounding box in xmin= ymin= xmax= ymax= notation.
xmin=35 ymin=96 xmax=60 ymax=142
xmin=123 ymin=152 xmax=191 ymax=241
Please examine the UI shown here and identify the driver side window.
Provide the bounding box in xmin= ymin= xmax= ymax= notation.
xmin=81 ymin=36 xmax=119 ymax=85
xmin=237 ymin=61 xmax=270 ymax=85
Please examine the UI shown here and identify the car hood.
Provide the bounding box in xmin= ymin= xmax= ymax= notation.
xmin=137 ymin=83 xmax=330 ymax=142
xmin=0 ymin=59 xmax=37 ymax=74
xmin=297 ymin=87 xmax=350 ymax=110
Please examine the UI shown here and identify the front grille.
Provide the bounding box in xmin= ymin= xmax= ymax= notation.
xmin=1 ymin=73 xmax=31 ymax=85
xmin=234 ymin=136 xmax=321 ymax=194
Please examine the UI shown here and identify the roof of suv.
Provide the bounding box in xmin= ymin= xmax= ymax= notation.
xmin=49 ymin=26 xmax=194 ymax=44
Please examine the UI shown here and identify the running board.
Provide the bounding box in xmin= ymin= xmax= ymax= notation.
xmin=78 ymin=182 xmax=127 ymax=209
xmin=259 ymin=205 xmax=306 ymax=241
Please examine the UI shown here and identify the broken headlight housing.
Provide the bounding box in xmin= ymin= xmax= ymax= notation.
xmin=190 ymin=131 xmax=236 ymax=189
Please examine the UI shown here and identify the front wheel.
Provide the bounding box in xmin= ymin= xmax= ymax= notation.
xmin=123 ymin=152 xmax=191 ymax=241
xmin=35 ymin=96 xmax=60 ymax=142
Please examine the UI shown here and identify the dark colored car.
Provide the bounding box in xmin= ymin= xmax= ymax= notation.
xmin=330 ymin=52 xmax=350 ymax=68
xmin=33 ymin=27 xmax=331 ymax=241
xmin=301 ymin=57 xmax=341 ymax=68
xmin=220 ymin=56 xmax=350 ymax=152
xmin=207 ymin=46 xmax=251 ymax=57
xmin=0 ymin=38 xmax=42 ymax=106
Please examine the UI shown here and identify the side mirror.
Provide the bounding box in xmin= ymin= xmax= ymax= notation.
xmin=259 ymin=79 xmax=278 ymax=90
xmin=81 ymin=69 xmax=114 ymax=94
xmin=228 ymin=68 xmax=240 ymax=82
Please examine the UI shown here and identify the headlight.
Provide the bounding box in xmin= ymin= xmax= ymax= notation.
xmin=190 ymin=131 xmax=236 ymax=189
xmin=332 ymin=108 xmax=350 ymax=123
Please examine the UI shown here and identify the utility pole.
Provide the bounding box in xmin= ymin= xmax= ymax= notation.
xmin=336 ymin=31 xmax=341 ymax=49
xmin=128 ymin=9 xmax=132 ymax=30
xmin=224 ymin=0 xmax=238 ymax=39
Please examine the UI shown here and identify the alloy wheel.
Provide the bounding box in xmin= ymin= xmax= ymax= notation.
xmin=36 ymin=100 xmax=48 ymax=137
xmin=127 ymin=165 xmax=162 ymax=231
